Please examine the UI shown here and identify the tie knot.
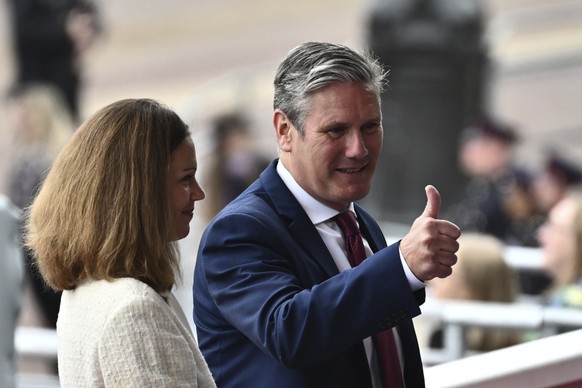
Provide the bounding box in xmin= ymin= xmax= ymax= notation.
xmin=333 ymin=211 xmax=359 ymax=237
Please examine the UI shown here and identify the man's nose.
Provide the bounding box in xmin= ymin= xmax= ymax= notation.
xmin=345 ymin=130 xmax=367 ymax=158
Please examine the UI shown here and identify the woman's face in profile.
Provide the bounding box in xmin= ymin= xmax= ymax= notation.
xmin=538 ymin=197 xmax=577 ymax=279
xmin=167 ymin=137 xmax=205 ymax=240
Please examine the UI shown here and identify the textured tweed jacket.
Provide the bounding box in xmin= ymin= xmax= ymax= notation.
xmin=57 ymin=278 xmax=216 ymax=387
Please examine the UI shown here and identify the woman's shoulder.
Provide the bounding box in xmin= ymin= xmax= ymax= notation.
xmin=548 ymin=283 xmax=582 ymax=309
xmin=108 ymin=277 xmax=158 ymax=294
xmin=64 ymin=278 xmax=162 ymax=308
xmin=74 ymin=277 xmax=149 ymax=291
xmin=60 ymin=278 xmax=174 ymax=336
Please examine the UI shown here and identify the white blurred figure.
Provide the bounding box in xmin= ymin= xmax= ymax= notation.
xmin=0 ymin=195 xmax=24 ymax=388
xmin=4 ymin=83 xmax=74 ymax=334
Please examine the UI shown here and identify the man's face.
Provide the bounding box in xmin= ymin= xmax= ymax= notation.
xmin=277 ymin=82 xmax=383 ymax=211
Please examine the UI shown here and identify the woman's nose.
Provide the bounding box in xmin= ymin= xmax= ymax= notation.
xmin=192 ymin=182 xmax=206 ymax=201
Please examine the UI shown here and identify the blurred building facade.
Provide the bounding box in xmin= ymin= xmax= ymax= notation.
xmin=364 ymin=0 xmax=488 ymax=223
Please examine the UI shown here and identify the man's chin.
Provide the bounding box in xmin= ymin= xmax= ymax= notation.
xmin=344 ymin=186 xmax=371 ymax=202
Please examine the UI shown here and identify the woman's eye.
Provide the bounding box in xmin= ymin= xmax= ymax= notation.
xmin=182 ymin=175 xmax=194 ymax=187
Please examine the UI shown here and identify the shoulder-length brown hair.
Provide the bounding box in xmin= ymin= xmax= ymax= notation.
xmin=455 ymin=233 xmax=521 ymax=351
xmin=25 ymin=98 xmax=190 ymax=292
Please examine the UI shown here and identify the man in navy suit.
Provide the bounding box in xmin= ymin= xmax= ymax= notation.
xmin=193 ymin=41 xmax=461 ymax=388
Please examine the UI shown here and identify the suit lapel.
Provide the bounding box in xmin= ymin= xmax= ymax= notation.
xmin=287 ymin=218 xmax=340 ymax=277
xmin=260 ymin=160 xmax=339 ymax=278
xmin=354 ymin=204 xmax=387 ymax=253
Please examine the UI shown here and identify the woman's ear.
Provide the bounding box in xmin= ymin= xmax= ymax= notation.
xmin=273 ymin=109 xmax=293 ymax=152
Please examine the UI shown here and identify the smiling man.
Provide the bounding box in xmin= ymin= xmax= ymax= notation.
xmin=193 ymin=41 xmax=461 ymax=388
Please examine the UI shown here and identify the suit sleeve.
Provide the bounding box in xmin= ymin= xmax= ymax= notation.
xmin=198 ymin=211 xmax=423 ymax=368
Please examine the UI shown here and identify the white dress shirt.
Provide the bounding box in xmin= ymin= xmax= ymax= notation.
xmin=276 ymin=162 xmax=423 ymax=388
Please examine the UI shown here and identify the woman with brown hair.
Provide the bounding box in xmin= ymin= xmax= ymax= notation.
xmin=25 ymin=98 xmax=215 ymax=387
xmin=538 ymin=189 xmax=582 ymax=310
xmin=429 ymin=233 xmax=522 ymax=352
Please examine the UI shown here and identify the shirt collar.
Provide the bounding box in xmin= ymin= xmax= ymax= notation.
xmin=276 ymin=160 xmax=355 ymax=225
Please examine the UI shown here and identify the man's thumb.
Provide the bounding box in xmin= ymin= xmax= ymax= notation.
xmin=422 ymin=185 xmax=441 ymax=218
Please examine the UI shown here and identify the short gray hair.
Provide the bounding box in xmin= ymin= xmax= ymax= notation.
xmin=273 ymin=41 xmax=388 ymax=135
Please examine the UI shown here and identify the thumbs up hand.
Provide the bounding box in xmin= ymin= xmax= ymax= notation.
xmin=400 ymin=185 xmax=461 ymax=281
xmin=422 ymin=184 xmax=441 ymax=219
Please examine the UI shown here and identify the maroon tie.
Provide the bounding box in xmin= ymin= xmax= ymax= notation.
xmin=334 ymin=211 xmax=404 ymax=388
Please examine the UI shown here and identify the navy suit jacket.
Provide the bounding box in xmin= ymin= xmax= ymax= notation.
xmin=194 ymin=159 xmax=426 ymax=388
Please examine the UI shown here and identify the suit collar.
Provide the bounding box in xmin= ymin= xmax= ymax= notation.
xmin=275 ymin=160 xmax=342 ymax=225
xmin=259 ymin=159 xmax=303 ymax=222
xmin=260 ymin=160 xmax=339 ymax=277
xmin=261 ymin=160 xmax=387 ymax=253
xmin=354 ymin=204 xmax=387 ymax=253
xmin=260 ymin=160 xmax=388 ymax=274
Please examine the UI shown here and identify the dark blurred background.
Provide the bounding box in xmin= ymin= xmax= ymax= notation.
xmin=1 ymin=0 xmax=581 ymax=224
xmin=1 ymin=0 xmax=582 ymax=380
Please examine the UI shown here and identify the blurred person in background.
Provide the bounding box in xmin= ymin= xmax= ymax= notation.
xmin=537 ymin=189 xmax=582 ymax=311
xmin=6 ymin=0 xmax=103 ymax=121
xmin=4 ymin=83 xmax=74 ymax=337
xmin=428 ymin=233 xmax=521 ymax=352
xmin=446 ymin=115 xmax=551 ymax=295
xmin=204 ymin=111 xmax=269 ymax=222
xmin=447 ymin=115 xmax=525 ymax=241
xmin=0 ymin=195 xmax=24 ymax=388
xmin=503 ymin=170 xmax=545 ymax=248
xmin=503 ymin=170 xmax=550 ymax=297
xmin=523 ymin=152 xmax=582 ymax=298
xmin=25 ymin=99 xmax=215 ymax=387
xmin=533 ymin=152 xmax=582 ymax=218
xmin=5 ymin=83 xmax=74 ymax=211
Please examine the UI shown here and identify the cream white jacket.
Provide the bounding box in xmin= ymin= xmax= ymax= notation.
xmin=57 ymin=278 xmax=216 ymax=387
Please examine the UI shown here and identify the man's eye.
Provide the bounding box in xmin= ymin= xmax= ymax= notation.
xmin=362 ymin=123 xmax=380 ymax=134
xmin=328 ymin=127 xmax=345 ymax=137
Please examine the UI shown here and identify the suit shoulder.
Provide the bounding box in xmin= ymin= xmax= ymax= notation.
xmin=215 ymin=183 xmax=275 ymax=220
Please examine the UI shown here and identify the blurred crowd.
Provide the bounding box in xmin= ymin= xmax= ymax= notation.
xmin=0 ymin=2 xmax=272 ymax=384
xmin=432 ymin=114 xmax=582 ymax=354
xmin=1 ymin=0 xmax=101 ymax=384
xmin=1 ymin=0 xmax=582 ymax=386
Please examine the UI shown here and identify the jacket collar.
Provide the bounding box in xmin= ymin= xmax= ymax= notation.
xmin=259 ymin=159 xmax=387 ymax=275
xmin=259 ymin=159 xmax=339 ymax=277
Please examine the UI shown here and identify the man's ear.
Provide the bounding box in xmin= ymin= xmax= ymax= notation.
xmin=274 ymin=109 xmax=293 ymax=152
